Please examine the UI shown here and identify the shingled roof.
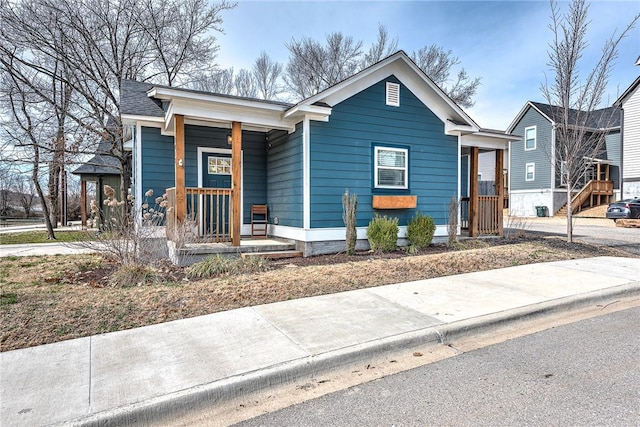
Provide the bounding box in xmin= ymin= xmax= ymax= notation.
xmin=72 ymin=140 xmax=121 ymax=176
xmin=120 ymin=80 xmax=165 ymax=117
xmin=530 ymin=101 xmax=621 ymax=129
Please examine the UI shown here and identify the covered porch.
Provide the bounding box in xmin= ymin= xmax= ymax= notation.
xmin=458 ymin=129 xmax=514 ymax=237
xmin=461 ymin=147 xmax=506 ymax=236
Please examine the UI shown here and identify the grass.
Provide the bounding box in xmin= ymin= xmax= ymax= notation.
xmin=0 ymin=237 xmax=634 ymax=352
xmin=0 ymin=230 xmax=93 ymax=245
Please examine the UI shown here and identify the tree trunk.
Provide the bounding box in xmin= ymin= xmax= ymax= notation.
xmin=566 ymin=185 xmax=573 ymax=243
xmin=34 ymin=146 xmax=56 ymax=240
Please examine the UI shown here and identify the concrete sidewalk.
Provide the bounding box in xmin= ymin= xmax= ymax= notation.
xmin=2 ymin=256 xmax=639 ymax=426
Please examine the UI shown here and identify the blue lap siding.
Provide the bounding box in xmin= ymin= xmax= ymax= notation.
xmin=309 ymin=76 xmax=458 ymax=228
xmin=140 ymin=126 xmax=174 ymax=203
xmin=266 ymin=126 xmax=303 ymax=228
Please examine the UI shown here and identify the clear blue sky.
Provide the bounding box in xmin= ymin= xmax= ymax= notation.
xmin=215 ymin=0 xmax=640 ymax=130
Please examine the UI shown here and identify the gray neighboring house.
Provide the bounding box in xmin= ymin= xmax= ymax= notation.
xmin=72 ymin=140 xmax=124 ymax=227
xmin=614 ymin=75 xmax=640 ymax=199
xmin=506 ymin=101 xmax=620 ymax=217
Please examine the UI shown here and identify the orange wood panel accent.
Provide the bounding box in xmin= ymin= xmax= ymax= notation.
xmin=372 ymin=195 xmax=417 ymax=209
xmin=231 ymin=121 xmax=242 ymax=246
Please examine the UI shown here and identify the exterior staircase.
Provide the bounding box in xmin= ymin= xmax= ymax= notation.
xmin=555 ymin=180 xmax=613 ymax=216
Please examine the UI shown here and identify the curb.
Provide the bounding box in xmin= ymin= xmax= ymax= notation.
xmin=64 ymin=282 xmax=640 ymax=427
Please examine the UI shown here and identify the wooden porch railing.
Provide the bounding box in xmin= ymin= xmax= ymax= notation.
xmin=556 ymin=180 xmax=613 ymax=215
xmin=460 ymin=196 xmax=501 ymax=234
xmin=165 ymin=187 xmax=234 ymax=243
xmin=478 ymin=196 xmax=500 ymax=235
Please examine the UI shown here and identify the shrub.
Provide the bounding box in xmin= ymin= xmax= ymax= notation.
xmin=407 ymin=212 xmax=436 ymax=249
xmin=366 ymin=215 xmax=398 ymax=252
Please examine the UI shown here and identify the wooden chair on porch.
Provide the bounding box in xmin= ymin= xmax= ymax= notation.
xmin=251 ymin=204 xmax=268 ymax=238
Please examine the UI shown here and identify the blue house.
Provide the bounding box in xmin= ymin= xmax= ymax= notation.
xmin=121 ymin=51 xmax=515 ymax=258
xmin=506 ymin=101 xmax=620 ymax=217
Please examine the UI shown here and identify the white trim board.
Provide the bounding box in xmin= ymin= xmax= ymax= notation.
xmin=269 ymin=224 xmax=449 ymax=243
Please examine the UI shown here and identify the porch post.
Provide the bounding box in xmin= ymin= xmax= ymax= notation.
xmin=80 ymin=180 xmax=87 ymax=228
xmin=469 ymin=146 xmax=479 ymax=237
xmin=231 ymin=121 xmax=242 ymax=246
xmin=175 ymin=114 xmax=186 ymax=222
xmin=495 ymin=149 xmax=504 ymax=236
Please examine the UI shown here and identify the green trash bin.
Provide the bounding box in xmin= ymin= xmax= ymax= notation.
xmin=535 ymin=206 xmax=548 ymax=217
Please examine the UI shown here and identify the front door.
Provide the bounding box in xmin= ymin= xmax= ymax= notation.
xmin=201 ymin=152 xmax=232 ymax=237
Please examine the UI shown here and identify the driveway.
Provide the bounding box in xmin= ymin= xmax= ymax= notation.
xmin=506 ymin=216 xmax=640 ymax=255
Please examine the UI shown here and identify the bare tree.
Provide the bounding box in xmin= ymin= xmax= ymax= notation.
xmin=282 ymin=29 xmax=479 ymax=107
xmin=411 ymin=45 xmax=480 ymax=108
xmin=190 ymin=67 xmax=235 ymax=93
xmin=284 ymin=32 xmax=363 ymax=98
xmin=0 ymin=0 xmax=234 ymax=209
xmin=1 ymin=71 xmax=57 ymax=238
xmin=234 ymin=68 xmax=257 ymax=98
xmin=361 ymin=24 xmax=398 ymax=68
xmin=16 ymin=175 xmax=37 ymax=218
xmin=541 ymin=0 xmax=639 ymax=242
xmin=253 ymin=51 xmax=283 ymax=100
xmin=140 ymin=0 xmax=234 ymax=87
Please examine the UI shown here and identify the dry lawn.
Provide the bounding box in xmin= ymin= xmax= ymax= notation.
xmin=0 ymin=236 xmax=633 ymax=352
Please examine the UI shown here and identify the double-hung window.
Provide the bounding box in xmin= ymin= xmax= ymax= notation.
xmin=374 ymin=146 xmax=408 ymax=189
xmin=525 ymin=162 xmax=535 ymax=181
xmin=524 ymin=126 xmax=536 ymax=150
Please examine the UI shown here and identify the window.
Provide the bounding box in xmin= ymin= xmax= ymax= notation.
xmin=524 ymin=126 xmax=536 ymax=150
xmin=525 ymin=162 xmax=535 ymax=181
xmin=386 ymin=82 xmax=400 ymax=107
xmin=560 ymin=161 xmax=567 ymax=186
xmin=208 ymin=156 xmax=231 ymax=174
xmin=375 ymin=146 xmax=408 ymax=189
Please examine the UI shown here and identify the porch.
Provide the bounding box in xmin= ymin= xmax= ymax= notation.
xmin=461 ymin=146 xmax=506 ymax=236
xmin=167 ymin=237 xmax=301 ymax=266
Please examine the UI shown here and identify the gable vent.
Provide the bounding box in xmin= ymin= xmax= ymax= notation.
xmin=386 ymin=82 xmax=400 ymax=107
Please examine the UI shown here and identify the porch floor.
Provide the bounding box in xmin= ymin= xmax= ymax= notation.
xmin=178 ymin=238 xmax=297 ymax=256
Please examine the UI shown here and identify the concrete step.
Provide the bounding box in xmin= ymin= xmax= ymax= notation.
xmin=241 ymin=250 xmax=303 ymax=260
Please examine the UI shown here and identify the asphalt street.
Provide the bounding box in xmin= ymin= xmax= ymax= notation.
xmin=235 ymin=306 xmax=640 ymax=427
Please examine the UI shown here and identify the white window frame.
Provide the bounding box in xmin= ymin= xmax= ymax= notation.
xmin=560 ymin=160 xmax=567 ymax=186
xmin=207 ymin=156 xmax=232 ymax=175
xmin=525 ymin=162 xmax=535 ymax=182
xmin=386 ymin=82 xmax=400 ymax=107
xmin=524 ymin=126 xmax=536 ymax=151
xmin=374 ymin=146 xmax=408 ymax=189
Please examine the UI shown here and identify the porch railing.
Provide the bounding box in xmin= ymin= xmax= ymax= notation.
xmin=460 ymin=196 xmax=501 ymax=235
xmin=165 ymin=187 xmax=234 ymax=243
xmin=478 ymin=196 xmax=500 ymax=235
